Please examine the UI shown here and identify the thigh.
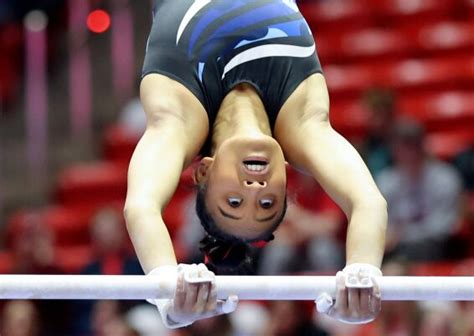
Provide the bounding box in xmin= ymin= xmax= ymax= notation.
xmin=140 ymin=73 xmax=209 ymax=162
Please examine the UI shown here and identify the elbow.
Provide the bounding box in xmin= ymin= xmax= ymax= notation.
xmin=353 ymin=193 xmax=388 ymax=226
xmin=123 ymin=204 xmax=138 ymax=230
xmin=123 ymin=202 xmax=159 ymax=228
xmin=372 ymin=194 xmax=388 ymax=231
xmin=368 ymin=193 xmax=388 ymax=218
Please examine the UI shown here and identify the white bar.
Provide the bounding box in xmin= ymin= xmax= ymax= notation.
xmin=0 ymin=275 xmax=472 ymax=301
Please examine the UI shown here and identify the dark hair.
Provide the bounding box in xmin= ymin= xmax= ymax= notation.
xmin=195 ymin=185 xmax=287 ymax=275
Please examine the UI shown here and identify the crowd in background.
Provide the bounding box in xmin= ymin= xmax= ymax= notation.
xmin=1 ymin=0 xmax=474 ymax=335
xmin=0 ymin=88 xmax=472 ymax=335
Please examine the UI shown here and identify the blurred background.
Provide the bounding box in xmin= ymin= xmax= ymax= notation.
xmin=0 ymin=0 xmax=473 ymax=335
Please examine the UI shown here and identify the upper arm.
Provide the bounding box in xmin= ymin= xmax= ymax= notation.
xmin=125 ymin=74 xmax=209 ymax=212
xmin=275 ymin=74 xmax=385 ymax=214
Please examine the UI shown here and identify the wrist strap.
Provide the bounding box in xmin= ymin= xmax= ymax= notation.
xmin=343 ymin=263 xmax=382 ymax=288
xmin=343 ymin=263 xmax=382 ymax=276
xmin=147 ymin=265 xmax=195 ymax=329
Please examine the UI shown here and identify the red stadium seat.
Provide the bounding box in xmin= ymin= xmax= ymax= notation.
xmin=382 ymin=56 xmax=474 ymax=94
xmin=0 ymin=251 xmax=14 ymax=274
xmin=55 ymin=162 xmax=128 ymax=206
xmin=370 ymin=0 xmax=457 ymax=25
xmin=325 ymin=55 xmax=474 ymax=99
xmin=55 ymin=245 xmax=93 ymax=274
xmin=340 ymin=28 xmax=415 ymax=61
xmin=5 ymin=205 xmax=115 ymax=248
xmin=465 ymin=0 xmax=474 ymax=19
xmin=330 ymin=100 xmax=370 ymax=138
xmin=410 ymin=21 xmax=474 ymax=57
xmin=426 ymin=131 xmax=474 ymax=160
xmin=299 ymin=0 xmax=372 ymax=33
xmin=324 ymin=63 xmax=379 ymax=99
xmin=103 ymin=124 xmax=139 ymax=164
xmin=398 ymin=91 xmax=474 ymax=132
xmin=409 ymin=261 xmax=458 ymax=276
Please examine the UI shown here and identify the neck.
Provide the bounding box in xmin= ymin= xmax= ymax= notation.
xmin=211 ymin=84 xmax=272 ymax=155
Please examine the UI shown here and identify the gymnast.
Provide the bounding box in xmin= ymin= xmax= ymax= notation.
xmin=124 ymin=0 xmax=387 ymax=328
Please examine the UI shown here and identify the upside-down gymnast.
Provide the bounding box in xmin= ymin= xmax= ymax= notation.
xmin=124 ymin=0 xmax=387 ymax=328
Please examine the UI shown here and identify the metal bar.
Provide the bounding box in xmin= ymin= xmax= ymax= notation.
xmin=0 ymin=275 xmax=472 ymax=301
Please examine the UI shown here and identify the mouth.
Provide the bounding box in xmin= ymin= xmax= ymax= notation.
xmin=243 ymin=157 xmax=269 ymax=175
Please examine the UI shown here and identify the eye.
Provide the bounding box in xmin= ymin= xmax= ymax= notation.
xmin=259 ymin=198 xmax=274 ymax=209
xmin=228 ymin=197 xmax=242 ymax=208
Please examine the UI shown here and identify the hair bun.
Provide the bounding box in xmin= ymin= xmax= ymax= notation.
xmin=199 ymin=235 xmax=252 ymax=275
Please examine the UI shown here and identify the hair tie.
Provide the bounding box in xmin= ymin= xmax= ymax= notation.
xmin=250 ymin=240 xmax=268 ymax=248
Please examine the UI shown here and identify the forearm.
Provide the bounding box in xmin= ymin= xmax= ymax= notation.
xmin=126 ymin=207 xmax=177 ymax=273
xmin=286 ymin=123 xmax=387 ymax=267
xmin=346 ymin=202 xmax=386 ymax=267
xmin=124 ymin=126 xmax=188 ymax=273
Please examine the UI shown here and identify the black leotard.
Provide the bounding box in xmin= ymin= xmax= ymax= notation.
xmin=143 ymin=0 xmax=322 ymax=130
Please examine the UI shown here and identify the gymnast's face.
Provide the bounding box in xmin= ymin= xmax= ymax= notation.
xmin=196 ymin=135 xmax=287 ymax=240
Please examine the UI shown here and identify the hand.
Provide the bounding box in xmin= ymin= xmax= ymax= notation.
xmin=167 ymin=263 xmax=238 ymax=324
xmin=316 ymin=264 xmax=382 ymax=324
xmin=149 ymin=264 xmax=238 ymax=329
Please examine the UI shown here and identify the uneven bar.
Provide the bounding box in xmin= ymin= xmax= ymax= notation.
xmin=0 ymin=275 xmax=472 ymax=301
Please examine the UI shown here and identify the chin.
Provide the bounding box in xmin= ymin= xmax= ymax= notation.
xmin=228 ymin=135 xmax=281 ymax=154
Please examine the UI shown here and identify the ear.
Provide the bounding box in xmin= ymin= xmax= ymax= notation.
xmin=194 ymin=157 xmax=214 ymax=184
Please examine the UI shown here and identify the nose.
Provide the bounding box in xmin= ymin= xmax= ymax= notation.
xmin=244 ymin=180 xmax=267 ymax=188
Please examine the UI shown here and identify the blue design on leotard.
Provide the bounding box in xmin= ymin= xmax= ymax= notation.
xmin=187 ymin=1 xmax=249 ymax=55
xmin=187 ymin=0 xmax=298 ymax=57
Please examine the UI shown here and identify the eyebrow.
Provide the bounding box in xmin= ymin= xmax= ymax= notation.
xmin=256 ymin=212 xmax=277 ymax=222
xmin=218 ymin=207 xmax=242 ymax=220
xmin=218 ymin=207 xmax=277 ymax=222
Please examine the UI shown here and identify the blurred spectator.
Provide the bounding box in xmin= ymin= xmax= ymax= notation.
xmin=453 ymin=146 xmax=474 ymax=252
xmin=259 ymin=170 xmax=345 ymax=274
xmin=126 ymin=304 xmax=171 ymax=336
xmin=8 ymin=213 xmax=71 ymax=335
xmin=118 ymin=77 xmax=147 ymax=137
xmin=178 ymin=188 xmax=211 ymax=264
xmin=374 ymin=260 xmax=421 ymax=336
xmin=83 ymin=207 xmax=142 ymax=276
xmin=417 ymin=302 xmax=459 ymax=336
xmin=458 ymin=302 xmax=474 ymax=336
xmin=118 ymin=96 xmax=146 ymax=137
xmin=185 ymin=315 xmax=233 ymax=336
xmin=264 ymin=301 xmax=328 ymax=336
xmin=377 ymin=119 xmax=462 ymax=261
xmin=91 ymin=301 xmax=138 ymax=336
xmin=360 ymin=89 xmax=396 ymax=178
xmin=72 ymin=207 xmax=142 ymax=335
xmin=229 ymin=301 xmax=270 ymax=336
xmin=453 ymin=146 xmax=474 ymax=192
xmin=10 ymin=213 xmax=57 ymax=274
xmin=0 ymin=300 xmax=40 ymax=336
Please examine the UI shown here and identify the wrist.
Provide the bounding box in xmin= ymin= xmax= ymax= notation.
xmin=147 ymin=265 xmax=195 ymax=329
xmin=343 ymin=263 xmax=382 ymax=276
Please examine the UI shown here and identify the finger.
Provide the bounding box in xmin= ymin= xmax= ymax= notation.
xmin=194 ymin=266 xmax=211 ymax=314
xmin=331 ymin=272 xmax=348 ymax=314
xmin=216 ymin=295 xmax=239 ymax=315
xmin=183 ymin=265 xmax=199 ymax=309
xmin=174 ymin=271 xmax=186 ymax=309
xmin=358 ymin=268 xmax=373 ymax=288
xmin=194 ymin=283 xmax=210 ymax=314
xmin=370 ymin=278 xmax=382 ymax=314
xmin=359 ymin=288 xmax=371 ymax=315
xmin=205 ymin=272 xmax=217 ymax=312
xmin=347 ymin=287 xmax=360 ymax=314
xmin=316 ymin=293 xmax=334 ymax=314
